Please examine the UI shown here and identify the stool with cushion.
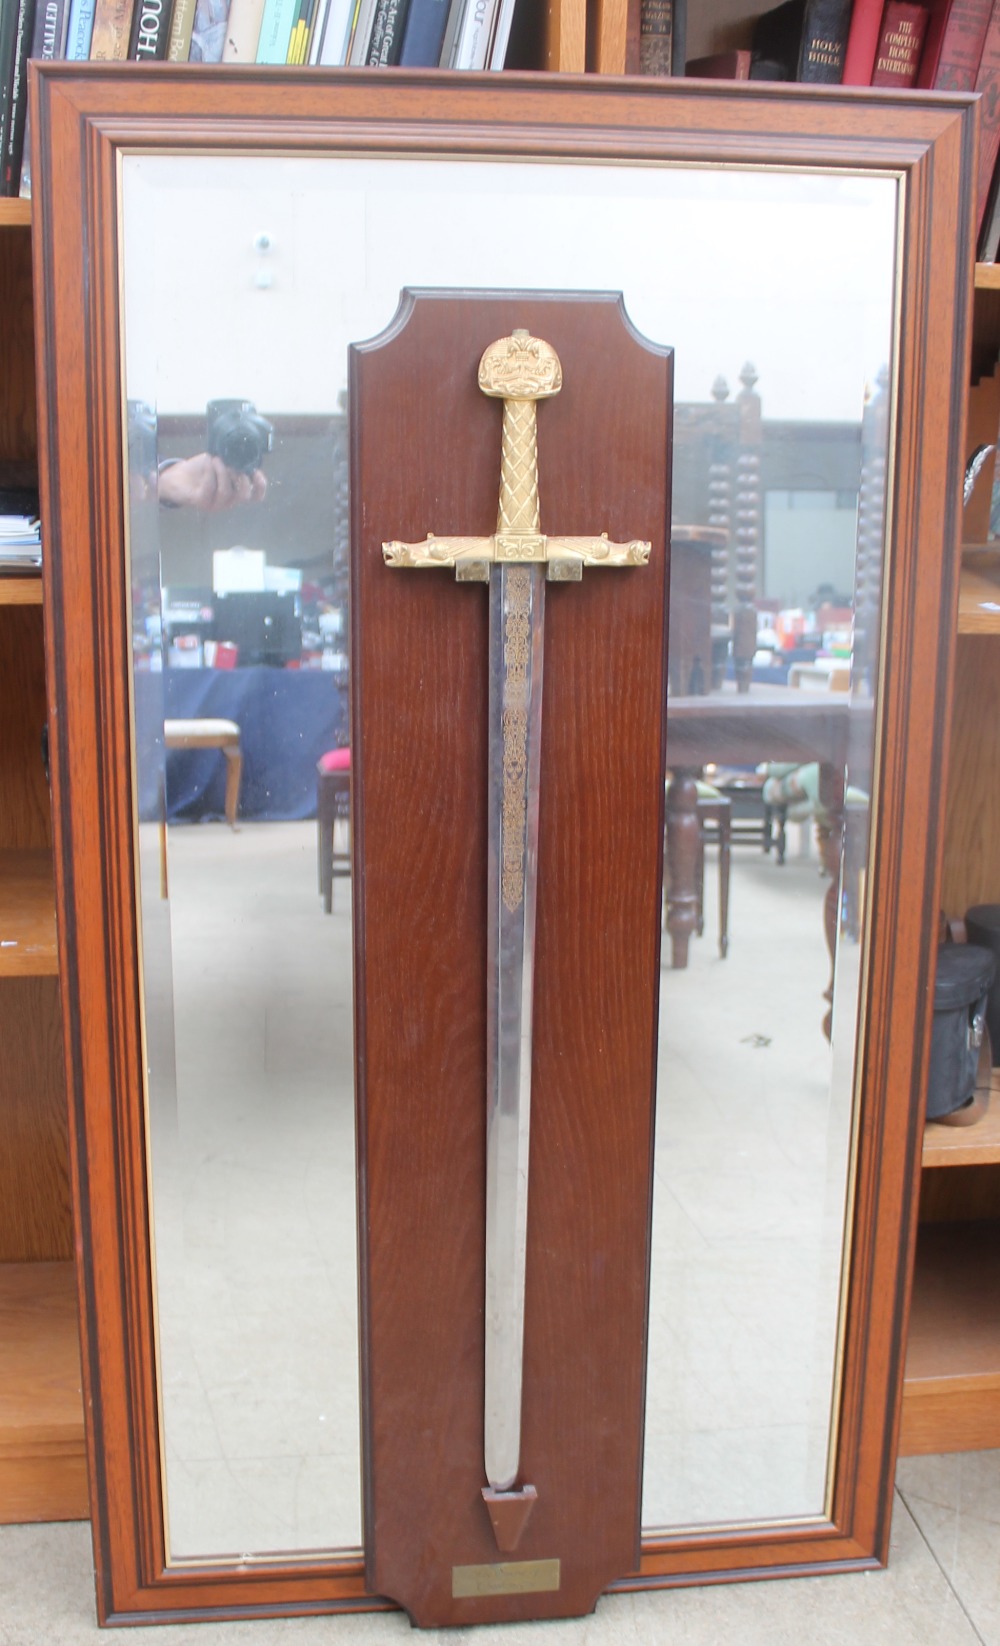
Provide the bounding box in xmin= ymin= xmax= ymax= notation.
xmin=164 ymin=717 xmax=242 ymax=828
xmin=317 ymin=747 xmax=351 ymax=913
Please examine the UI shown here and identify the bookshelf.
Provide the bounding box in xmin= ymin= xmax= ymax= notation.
xmin=896 ymin=260 xmax=1000 ymax=1458
xmin=0 ymin=189 xmax=83 ymax=1521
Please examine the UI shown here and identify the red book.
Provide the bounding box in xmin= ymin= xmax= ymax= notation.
xmin=975 ymin=4 xmax=1000 ymax=238
xmin=916 ymin=0 xmax=993 ymax=89
xmin=685 ymin=48 xmax=751 ymax=77
xmin=841 ymin=0 xmax=885 ymax=83
xmin=871 ymin=1 xmax=930 ymax=83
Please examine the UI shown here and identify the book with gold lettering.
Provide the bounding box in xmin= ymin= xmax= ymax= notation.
xmin=871 ymin=2 xmax=930 ymax=84
xmin=917 ymin=0 xmax=993 ymax=89
xmin=749 ymin=0 xmax=853 ymax=82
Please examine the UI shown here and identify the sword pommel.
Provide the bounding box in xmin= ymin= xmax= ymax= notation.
xmin=479 ymin=331 xmax=562 ymax=402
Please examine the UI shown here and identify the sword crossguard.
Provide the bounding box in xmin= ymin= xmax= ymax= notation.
xmin=382 ymin=330 xmax=651 ymax=581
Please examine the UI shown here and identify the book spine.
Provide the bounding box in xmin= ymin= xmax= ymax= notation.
xmin=797 ymin=0 xmax=853 ymax=81
xmin=439 ymin=0 xmax=465 ymax=65
xmin=451 ymin=0 xmax=496 ymax=67
xmin=222 ymin=0 xmax=265 ymax=56
xmin=89 ymin=0 xmax=135 ymax=55
xmin=286 ymin=0 xmax=318 ymax=60
xmin=366 ymin=0 xmax=409 ymax=62
xmin=18 ymin=0 xmax=68 ymax=198
xmin=3 ymin=0 xmax=36 ymax=197
xmin=305 ymin=0 xmax=327 ymax=57
xmin=128 ymin=0 xmax=171 ymax=56
xmin=254 ymin=0 xmax=294 ymax=58
xmin=398 ymin=0 xmax=447 ymax=63
xmin=65 ymin=0 xmax=96 ymax=55
xmin=346 ymin=0 xmax=379 ymax=59
xmin=841 ymin=0 xmax=886 ymax=83
xmin=315 ymin=0 xmax=353 ymax=60
xmin=638 ymin=0 xmax=672 ymax=76
xmin=486 ymin=0 xmax=516 ymax=66
xmin=188 ymin=0 xmax=230 ymax=58
xmin=975 ymin=8 xmax=1000 ymax=241
xmin=685 ymin=49 xmax=752 ymax=77
xmin=871 ymin=2 xmax=930 ymax=84
xmin=917 ymin=0 xmax=992 ymax=87
xmin=165 ymin=0 xmax=194 ymax=54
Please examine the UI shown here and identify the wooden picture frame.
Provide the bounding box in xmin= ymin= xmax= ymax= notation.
xmin=31 ymin=64 xmax=975 ymax=1625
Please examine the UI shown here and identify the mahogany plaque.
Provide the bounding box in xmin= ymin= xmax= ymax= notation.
xmin=350 ymin=291 xmax=672 ymax=1626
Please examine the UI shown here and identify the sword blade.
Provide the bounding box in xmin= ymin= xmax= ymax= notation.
xmin=484 ymin=560 xmax=545 ymax=1493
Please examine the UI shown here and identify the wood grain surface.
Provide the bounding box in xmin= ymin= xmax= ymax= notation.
xmin=352 ymin=292 xmax=671 ymax=1626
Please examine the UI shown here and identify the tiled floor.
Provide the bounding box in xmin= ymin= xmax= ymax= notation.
xmin=1 ymin=1456 xmax=999 ymax=1644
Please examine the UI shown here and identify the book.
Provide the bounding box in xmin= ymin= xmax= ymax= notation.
xmin=313 ymin=0 xmax=353 ymax=59
xmin=254 ymin=0 xmax=294 ymax=57
xmin=188 ymin=0 xmax=229 ymax=55
xmin=398 ymin=0 xmax=448 ymax=63
xmin=749 ymin=0 xmax=853 ymax=82
xmin=128 ymin=0 xmax=172 ymax=55
xmin=974 ymin=4 xmax=1000 ymax=242
xmin=65 ymin=0 xmax=96 ymax=56
xmin=3 ymin=0 xmax=36 ymax=197
xmin=639 ymin=0 xmax=672 ymax=75
xmin=222 ymin=0 xmax=265 ymax=56
xmin=286 ymin=0 xmax=319 ymax=59
xmin=871 ymin=1 xmax=930 ymax=83
xmin=487 ymin=0 xmax=517 ymax=64
xmin=439 ymin=0 xmax=464 ymax=64
xmin=89 ymin=0 xmax=135 ymax=55
xmin=685 ymin=48 xmax=751 ymax=77
xmin=916 ymin=0 xmax=993 ymax=87
xmin=346 ymin=0 xmax=379 ymax=60
xmin=17 ymin=0 xmax=69 ymax=197
xmin=365 ymin=0 xmax=410 ymax=62
xmin=449 ymin=0 xmax=498 ymax=66
xmin=841 ymin=0 xmax=885 ymax=82
xmin=166 ymin=0 xmax=195 ymax=55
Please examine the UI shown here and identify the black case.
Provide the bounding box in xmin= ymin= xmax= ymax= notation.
xmin=927 ymin=943 xmax=995 ymax=1120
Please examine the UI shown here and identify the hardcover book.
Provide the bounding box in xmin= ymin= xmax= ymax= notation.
xmin=398 ymin=0 xmax=447 ymax=62
xmin=254 ymin=0 xmax=294 ymax=58
xmin=448 ymin=0 xmax=498 ymax=67
xmin=3 ymin=0 xmax=36 ymax=196
xmin=65 ymin=0 xmax=96 ymax=56
xmin=188 ymin=0 xmax=230 ymax=56
xmin=685 ymin=48 xmax=751 ymax=77
xmin=313 ymin=0 xmax=354 ymax=60
xmin=346 ymin=0 xmax=379 ymax=60
xmin=286 ymin=0 xmax=319 ymax=60
xmin=749 ymin=0 xmax=853 ymax=81
xmin=128 ymin=0 xmax=171 ymax=56
xmin=871 ymin=1 xmax=930 ymax=83
xmin=165 ymin=0 xmax=196 ymax=55
xmin=17 ymin=0 xmax=69 ymax=197
xmin=366 ymin=0 xmax=410 ymax=62
xmin=638 ymin=0 xmax=672 ymax=75
xmin=89 ymin=0 xmax=135 ymax=55
xmin=222 ymin=0 xmax=265 ymax=57
xmin=974 ymin=3 xmax=1000 ymax=240
xmin=841 ymin=0 xmax=885 ymax=81
xmin=917 ymin=0 xmax=993 ymax=87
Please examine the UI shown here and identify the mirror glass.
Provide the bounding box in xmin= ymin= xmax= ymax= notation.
xmin=121 ymin=152 xmax=896 ymax=1560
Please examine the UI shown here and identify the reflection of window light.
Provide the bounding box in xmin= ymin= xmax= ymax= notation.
xmin=767 ymin=489 xmax=858 ymax=511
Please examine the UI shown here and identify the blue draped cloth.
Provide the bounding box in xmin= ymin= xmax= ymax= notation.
xmin=134 ymin=666 xmax=348 ymax=823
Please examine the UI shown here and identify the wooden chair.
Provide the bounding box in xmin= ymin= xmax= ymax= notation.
xmin=317 ymin=747 xmax=351 ymax=913
xmin=163 ymin=718 xmax=242 ymax=829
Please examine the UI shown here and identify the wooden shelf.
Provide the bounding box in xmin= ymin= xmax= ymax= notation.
xmin=0 ymin=850 xmax=57 ymax=977
xmin=900 ymin=1221 xmax=1000 ymax=1455
xmin=958 ymin=547 xmax=1000 ymax=632
xmin=0 ymin=573 xmax=41 ymax=606
xmin=924 ymin=1075 xmax=1000 ymax=1165
xmin=0 ymin=1260 xmax=87 ymax=1522
xmin=975 ymin=262 xmax=1000 ymax=290
xmin=0 ymin=200 xmax=30 ymax=228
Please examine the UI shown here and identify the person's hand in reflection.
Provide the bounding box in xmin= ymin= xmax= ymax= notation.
xmin=156 ymin=453 xmax=268 ymax=512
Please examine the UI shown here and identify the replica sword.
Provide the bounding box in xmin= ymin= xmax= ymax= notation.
xmin=384 ymin=329 xmax=650 ymax=1530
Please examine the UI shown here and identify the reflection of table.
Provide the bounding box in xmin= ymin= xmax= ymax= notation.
xmin=665 ymin=689 xmax=870 ymax=1037
xmin=134 ymin=667 xmax=348 ymax=823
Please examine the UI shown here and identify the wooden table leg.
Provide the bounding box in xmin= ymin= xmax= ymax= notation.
xmin=665 ymin=769 xmax=701 ymax=969
xmin=223 ymin=745 xmax=242 ymax=830
xmin=818 ymin=760 xmax=845 ymax=1042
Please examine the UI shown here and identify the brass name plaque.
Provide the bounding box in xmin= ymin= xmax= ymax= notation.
xmin=452 ymin=1558 xmax=561 ymax=1599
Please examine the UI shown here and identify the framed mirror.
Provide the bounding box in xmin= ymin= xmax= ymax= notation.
xmin=32 ymin=65 xmax=974 ymax=1625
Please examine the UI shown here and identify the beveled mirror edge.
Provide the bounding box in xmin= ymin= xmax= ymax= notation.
xmin=31 ymin=66 xmax=977 ymax=1623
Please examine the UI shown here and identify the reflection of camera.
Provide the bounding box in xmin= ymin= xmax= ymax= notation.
xmin=206 ymin=399 xmax=273 ymax=476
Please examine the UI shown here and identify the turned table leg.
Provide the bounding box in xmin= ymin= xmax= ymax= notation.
xmin=665 ymin=769 xmax=701 ymax=969
xmin=818 ymin=760 xmax=845 ymax=1043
